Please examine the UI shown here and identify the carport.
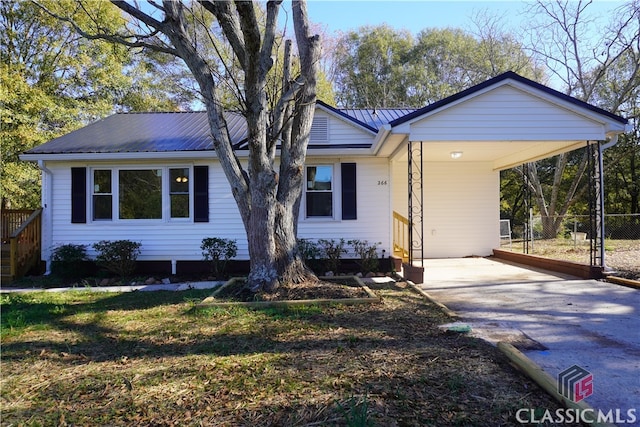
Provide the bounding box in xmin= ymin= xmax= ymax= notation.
xmin=382 ymin=72 xmax=629 ymax=283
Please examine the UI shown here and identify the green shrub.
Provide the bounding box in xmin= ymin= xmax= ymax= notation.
xmin=317 ymin=238 xmax=347 ymax=274
xmin=201 ymin=237 xmax=237 ymax=279
xmin=50 ymin=244 xmax=90 ymax=279
xmin=92 ymin=240 xmax=141 ymax=278
xmin=349 ymin=240 xmax=380 ymax=274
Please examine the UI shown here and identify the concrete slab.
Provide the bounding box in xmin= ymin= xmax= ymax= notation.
xmin=418 ymin=257 xmax=640 ymax=426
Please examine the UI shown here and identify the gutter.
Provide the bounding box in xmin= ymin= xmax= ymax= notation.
xmin=37 ymin=160 xmax=53 ymax=274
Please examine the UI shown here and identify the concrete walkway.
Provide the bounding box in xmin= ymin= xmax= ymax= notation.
xmin=419 ymin=257 xmax=639 ymax=426
xmin=0 ymin=280 xmax=223 ymax=293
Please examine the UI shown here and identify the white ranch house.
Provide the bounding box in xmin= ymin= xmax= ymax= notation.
xmin=22 ymin=72 xmax=629 ymax=281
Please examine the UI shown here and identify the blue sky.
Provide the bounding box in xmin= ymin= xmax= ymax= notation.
xmin=296 ymin=0 xmax=624 ymax=36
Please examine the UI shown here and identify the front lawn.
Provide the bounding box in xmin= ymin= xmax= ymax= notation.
xmin=1 ymin=287 xmax=575 ymax=426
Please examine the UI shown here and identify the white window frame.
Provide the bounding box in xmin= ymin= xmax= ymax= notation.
xmin=91 ymin=169 xmax=113 ymax=221
xmin=89 ymin=165 xmax=193 ymax=223
xmin=304 ymin=163 xmax=339 ymax=220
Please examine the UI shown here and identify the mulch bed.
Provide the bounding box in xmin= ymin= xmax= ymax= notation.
xmin=213 ymin=277 xmax=370 ymax=302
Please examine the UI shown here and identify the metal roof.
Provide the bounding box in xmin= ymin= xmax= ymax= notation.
xmin=339 ymin=108 xmax=416 ymax=130
xmin=25 ymin=111 xmax=248 ymax=155
xmin=23 ymin=71 xmax=628 ymax=157
xmin=25 ymin=105 xmax=402 ymax=156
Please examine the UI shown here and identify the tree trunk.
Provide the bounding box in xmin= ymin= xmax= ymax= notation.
xmin=526 ymin=149 xmax=590 ymax=239
xmin=72 ymin=0 xmax=321 ymax=293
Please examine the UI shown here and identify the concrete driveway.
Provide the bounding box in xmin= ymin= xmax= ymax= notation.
xmin=419 ymin=257 xmax=639 ymax=425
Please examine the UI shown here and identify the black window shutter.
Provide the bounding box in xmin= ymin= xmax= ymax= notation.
xmin=194 ymin=165 xmax=209 ymax=222
xmin=71 ymin=167 xmax=87 ymax=223
xmin=341 ymin=163 xmax=357 ymax=220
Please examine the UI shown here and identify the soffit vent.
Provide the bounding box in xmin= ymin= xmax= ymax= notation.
xmin=310 ymin=116 xmax=329 ymax=142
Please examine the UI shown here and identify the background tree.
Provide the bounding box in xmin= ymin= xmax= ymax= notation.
xmin=333 ymin=25 xmax=543 ymax=108
xmin=43 ymin=0 xmax=321 ymax=292
xmin=333 ymin=25 xmax=414 ymax=108
xmin=597 ymin=47 xmax=640 ymax=216
xmin=508 ymin=0 xmax=640 ymax=238
xmin=1 ymin=0 xmax=189 ymax=209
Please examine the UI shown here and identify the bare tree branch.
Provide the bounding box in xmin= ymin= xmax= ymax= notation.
xmin=199 ymin=1 xmax=247 ymax=70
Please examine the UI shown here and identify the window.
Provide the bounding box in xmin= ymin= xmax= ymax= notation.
xmin=169 ymin=168 xmax=190 ymax=218
xmin=92 ymin=170 xmax=112 ymax=220
xmin=306 ymin=165 xmax=333 ymax=217
xmin=77 ymin=166 xmax=207 ymax=224
xmin=119 ymin=169 xmax=163 ymax=219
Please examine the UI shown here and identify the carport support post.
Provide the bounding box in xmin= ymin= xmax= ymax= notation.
xmin=596 ymin=141 xmax=605 ymax=267
xmin=405 ymin=140 xmax=425 ymax=284
xmin=595 ymin=139 xmax=617 ymax=268
xmin=589 ymin=141 xmax=606 ymax=268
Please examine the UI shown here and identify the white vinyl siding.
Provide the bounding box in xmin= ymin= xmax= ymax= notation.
xmin=42 ymin=157 xmax=392 ymax=263
xmin=45 ymin=160 xmax=240 ymax=261
xmin=407 ymin=85 xmax=605 ymax=142
xmin=298 ymin=157 xmax=391 ymax=257
xmin=423 ymin=162 xmax=499 ymax=258
xmin=391 ymin=160 xmax=499 ymax=259
xmin=312 ymin=110 xmax=373 ymax=146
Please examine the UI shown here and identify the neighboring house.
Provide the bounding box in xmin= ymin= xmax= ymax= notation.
xmin=22 ymin=72 xmax=629 ymax=276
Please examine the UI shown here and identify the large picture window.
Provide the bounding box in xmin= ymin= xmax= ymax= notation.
xmin=306 ymin=165 xmax=333 ymax=217
xmin=76 ymin=165 xmax=208 ymax=224
xmin=119 ymin=169 xmax=163 ymax=219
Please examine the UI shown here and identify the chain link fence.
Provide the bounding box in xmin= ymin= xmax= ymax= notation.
xmin=502 ymin=214 xmax=640 ymax=279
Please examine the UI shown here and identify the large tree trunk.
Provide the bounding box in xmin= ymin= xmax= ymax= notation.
xmin=61 ymin=0 xmax=321 ymax=293
xmin=273 ymin=0 xmax=321 ymax=285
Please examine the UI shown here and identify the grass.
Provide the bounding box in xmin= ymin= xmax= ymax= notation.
xmin=1 ymin=287 xmax=579 ymax=426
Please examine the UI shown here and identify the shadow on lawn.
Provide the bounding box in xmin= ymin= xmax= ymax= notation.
xmin=1 ymin=288 xmax=462 ymax=364
xmin=2 ymin=288 xmax=581 ymax=426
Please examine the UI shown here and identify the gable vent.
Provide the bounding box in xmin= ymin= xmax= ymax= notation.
xmin=310 ymin=116 xmax=328 ymax=142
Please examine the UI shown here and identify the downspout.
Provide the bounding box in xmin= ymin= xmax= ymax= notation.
xmin=598 ymin=135 xmax=618 ymax=269
xmin=37 ymin=160 xmax=53 ymax=274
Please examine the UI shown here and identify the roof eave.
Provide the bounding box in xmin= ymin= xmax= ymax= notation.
xmin=20 ymin=150 xmax=219 ymax=162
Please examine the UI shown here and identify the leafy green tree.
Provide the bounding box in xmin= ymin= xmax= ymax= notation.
xmin=333 ymin=25 xmax=414 ymax=108
xmin=333 ymin=25 xmax=543 ymax=108
xmin=1 ymin=0 xmax=189 ymax=208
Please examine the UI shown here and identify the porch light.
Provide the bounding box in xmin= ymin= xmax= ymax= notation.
xmin=175 ymin=176 xmax=188 ymax=183
xmin=450 ymin=151 xmax=463 ymax=159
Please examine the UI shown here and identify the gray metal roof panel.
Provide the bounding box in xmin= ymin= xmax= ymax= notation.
xmin=26 ymin=105 xmax=421 ymax=156
xmin=25 ymin=112 xmax=248 ymax=155
xmin=339 ymin=108 xmax=416 ymax=130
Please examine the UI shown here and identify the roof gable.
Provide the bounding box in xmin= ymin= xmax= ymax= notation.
xmin=389 ymin=71 xmax=627 ymax=128
xmin=405 ymin=84 xmax=610 ymax=142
